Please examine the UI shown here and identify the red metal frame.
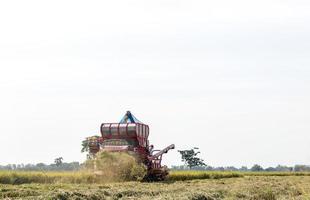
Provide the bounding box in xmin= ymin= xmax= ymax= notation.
xmin=100 ymin=123 xmax=149 ymax=147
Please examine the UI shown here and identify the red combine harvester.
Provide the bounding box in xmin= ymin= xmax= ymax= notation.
xmin=86 ymin=111 xmax=175 ymax=181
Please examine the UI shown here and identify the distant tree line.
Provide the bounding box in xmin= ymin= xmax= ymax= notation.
xmin=1 ymin=162 xmax=310 ymax=172
xmin=171 ymin=164 xmax=310 ymax=172
xmin=176 ymin=147 xmax=310 ymax=172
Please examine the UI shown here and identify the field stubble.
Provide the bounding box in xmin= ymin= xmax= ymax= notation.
xmin=0 ymin=171 xmax=310 ymax=199
xmin=0 ymin=175 xmax=309 ymax=200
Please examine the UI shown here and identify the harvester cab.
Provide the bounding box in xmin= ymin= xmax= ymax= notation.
xmin=86 ymin=111 xmax=175 ymax=180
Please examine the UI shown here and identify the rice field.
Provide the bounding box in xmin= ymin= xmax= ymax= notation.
xmin=0 ymin=171 xmax=242 ymax=185
xmin=168 ymin=170 xmax=243 ymax=181
xmin=1 ymin=171 xmax=310 ymax=199
xmin=0 ymin=170 xmax=310 ymax=185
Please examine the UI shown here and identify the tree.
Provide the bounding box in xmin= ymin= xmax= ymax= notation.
xmin=36 ymin=163 xmax=46 ymax=170
xmin=54 ymin=157 xmax=63 ymax=167
xmin=294 ymin=165 xmax=310 ymax=172
xmin=240 ymin=166 xmax=248 ymax=171
xmin=81 ymin=138 xmax=89 ymax=153
xmin=275 ymin=165 xmax=292 ymax=172
xmin=81 ymin=136 xmax=101 ymax=159
xmin=251 ymin=164 xmax=264 ymax=171
xmin=178 ymin=147 xmax=206 ymax=169
xmin=265 ymin=167 xmax=276 ymax=172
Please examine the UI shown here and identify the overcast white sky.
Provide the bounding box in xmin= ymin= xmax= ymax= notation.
xmin=0 ymin=0 xmax=309 ymax=168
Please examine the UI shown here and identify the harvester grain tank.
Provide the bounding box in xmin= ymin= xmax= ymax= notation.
xmin=86 ymin=111 xmax=175 ymax=181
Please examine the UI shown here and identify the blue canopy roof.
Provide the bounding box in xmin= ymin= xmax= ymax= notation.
xmin=119 ymin=111 xmax=142 ymax=123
